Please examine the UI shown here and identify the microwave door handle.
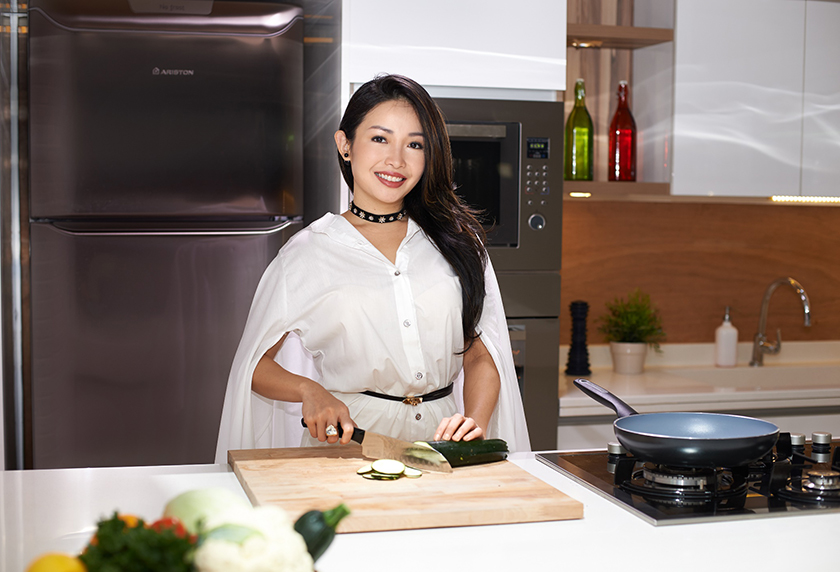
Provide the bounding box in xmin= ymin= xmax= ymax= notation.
xmin=47 ymin=220 xmax=298 ymax=237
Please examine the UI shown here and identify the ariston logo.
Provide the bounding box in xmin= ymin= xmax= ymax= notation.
xmin=152 ymin=67 xmax=195 ymax=76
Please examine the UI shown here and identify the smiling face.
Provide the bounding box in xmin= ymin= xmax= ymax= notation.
xmin=334 ymin=99 xmax=426 ymax=214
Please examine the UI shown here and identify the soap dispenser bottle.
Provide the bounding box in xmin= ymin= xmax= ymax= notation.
xmin=715 ymin=306 xmax=738 ymax=367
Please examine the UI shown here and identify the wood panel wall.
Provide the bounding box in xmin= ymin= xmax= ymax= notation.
xmin=560 ymin=200 xmax=840 ymax=345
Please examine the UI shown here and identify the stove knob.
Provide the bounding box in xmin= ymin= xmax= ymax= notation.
xmin=607 ymin=441 xmax=627 ymax=456
xmin=812 ymin=432 xmax=832 ymax=445
xmin=790 ymin=433 xmax=806 ymax=446
xmin=606 ymin=441 xmax=628 ymax=475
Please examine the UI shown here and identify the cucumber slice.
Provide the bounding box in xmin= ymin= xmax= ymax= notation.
xmin=362 ymin=472 xmax=401 ymax=480
xmin=402 ymin=467 xmax=423 ymax=478
xmin=356 ymin=463 xmax=373 ymax=475
xmin=370 ymin=459 xmax=405 ymax=476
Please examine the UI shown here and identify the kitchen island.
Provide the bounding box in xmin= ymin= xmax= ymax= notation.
xmin=4 ymin=452 xmax=838 ymax=571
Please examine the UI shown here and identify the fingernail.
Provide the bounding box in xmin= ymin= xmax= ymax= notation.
xmin=443 ymin=434 xmax=450 ymax=440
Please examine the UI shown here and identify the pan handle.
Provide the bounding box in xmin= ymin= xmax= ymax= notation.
xmin=573 ymin=378 xmax=639 ymax=418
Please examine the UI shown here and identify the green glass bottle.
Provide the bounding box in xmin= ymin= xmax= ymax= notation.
xmin=564 ymin=78 xmax=594 ymax=181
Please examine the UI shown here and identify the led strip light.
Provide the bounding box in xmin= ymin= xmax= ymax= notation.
xmin=771 ymin=196 xmax=840 ymax=204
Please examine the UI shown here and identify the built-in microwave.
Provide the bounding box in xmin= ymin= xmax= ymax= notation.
xmin=436 ymin=98 xmax=564 ymax=449
xmin=435 ymin=98 xmax=564 ymax=273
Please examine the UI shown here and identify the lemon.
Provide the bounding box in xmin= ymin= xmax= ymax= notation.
xmin=25 ymin=553 xmax=86 ymax=572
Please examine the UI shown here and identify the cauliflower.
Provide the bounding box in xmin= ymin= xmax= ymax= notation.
xmin=194 ymin=505 xmax=314 ymax=572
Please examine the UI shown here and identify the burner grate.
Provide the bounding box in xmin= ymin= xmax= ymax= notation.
xmin=621 ymin=463 xmax=749 ymax=508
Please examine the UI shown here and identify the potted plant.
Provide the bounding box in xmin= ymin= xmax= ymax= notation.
xmin=597 ymin=288 xmax=666 ymax=374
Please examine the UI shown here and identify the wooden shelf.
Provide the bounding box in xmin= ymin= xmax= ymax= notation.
xmin=564 ymin=181 xmax=671 ymax=198
xmin=567 ymin=24 xmax=673 ymax=50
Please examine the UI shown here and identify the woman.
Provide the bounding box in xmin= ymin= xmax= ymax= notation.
xmin=215 ymin=75 xmax=529 ymax=463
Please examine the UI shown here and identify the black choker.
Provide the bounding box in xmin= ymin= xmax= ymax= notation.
xmin=349 ymin=201 xmax=407 ymax=223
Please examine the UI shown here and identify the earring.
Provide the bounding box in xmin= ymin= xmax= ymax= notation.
xmin=343 ymin=153 xmax=349 ymax=158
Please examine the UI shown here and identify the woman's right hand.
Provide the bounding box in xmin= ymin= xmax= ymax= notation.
xmin=300 ymin=382 xmax=355 ymax=445
xmin=252 ymin=337 xmax=355 ymax=445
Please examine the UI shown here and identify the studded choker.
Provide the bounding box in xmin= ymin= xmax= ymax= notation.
xmin=349 ymin=201 xmax=407 ymax=223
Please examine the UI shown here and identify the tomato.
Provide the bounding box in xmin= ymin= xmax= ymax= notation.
xmin=150 ymin=516 xmax=188 ymax=538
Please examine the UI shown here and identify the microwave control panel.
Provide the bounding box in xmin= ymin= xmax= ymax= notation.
xmin=524 ymin=137 xmax=551 ymax=231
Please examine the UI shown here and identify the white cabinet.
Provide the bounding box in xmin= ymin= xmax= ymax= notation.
xmin=671 ymin=0 xmax=806 ymax=197
xmin=671 ymin=0 xmax=840 ymax=197
xmin=340 ymin=0 xmax=566 ymax=100
xmin=801 ymin=1 xmax=840 ymax=196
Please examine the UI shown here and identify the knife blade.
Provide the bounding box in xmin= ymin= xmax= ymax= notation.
xmin=300 ymin=420 xmax=453 ymax=473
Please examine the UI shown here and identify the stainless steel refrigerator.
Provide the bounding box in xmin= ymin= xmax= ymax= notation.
xmin=6 ymin=0 xmax=305 ymax=469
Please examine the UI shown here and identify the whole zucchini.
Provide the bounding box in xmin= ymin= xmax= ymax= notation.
xmin=422 ymin=439 xmax=509 ymax=467
xmin=293 ymin=503 xmax=350 ymax=562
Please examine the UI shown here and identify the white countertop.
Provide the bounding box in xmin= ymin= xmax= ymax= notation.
xmin=4 ymin=453 xmax=840 ymax=572
xmin=560 ymin=341 xmax=840 ymax=417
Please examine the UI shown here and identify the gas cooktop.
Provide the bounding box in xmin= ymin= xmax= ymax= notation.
xmin=537 ymin=432 xmax=840 ymax=525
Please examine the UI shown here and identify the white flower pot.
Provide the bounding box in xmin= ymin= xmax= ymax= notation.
xmin=609 ymin=342 xmax=648 ymax=375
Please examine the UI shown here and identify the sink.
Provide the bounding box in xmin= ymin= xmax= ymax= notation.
xmin=662 ymin=364 xmax=840 ymax=391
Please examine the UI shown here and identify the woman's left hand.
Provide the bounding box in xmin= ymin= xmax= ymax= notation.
xmin=434 ymin=413 xmax=484 ymax=441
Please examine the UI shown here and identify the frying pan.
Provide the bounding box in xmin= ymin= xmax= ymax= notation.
xmin=573 ymin=378 xmax=779 ymax=467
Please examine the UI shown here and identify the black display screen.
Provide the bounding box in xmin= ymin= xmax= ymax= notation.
xmin=451 ymin=139 xmax=502 ymax=229
xmin=446 ymin=120 xmax=520 ymax=247
xmin=527 ymin=137 xmax=550 ymax=159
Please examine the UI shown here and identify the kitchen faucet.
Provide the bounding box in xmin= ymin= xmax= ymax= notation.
xmin=750 ymin=277 xmax=811 ymax=366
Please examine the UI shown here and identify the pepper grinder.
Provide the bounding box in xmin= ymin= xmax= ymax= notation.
xmin=565 ymin=300 xmax=592 ymax=376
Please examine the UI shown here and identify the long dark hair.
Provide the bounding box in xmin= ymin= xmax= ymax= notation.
xmin=337 ymin=74 xmax=487 ymax=351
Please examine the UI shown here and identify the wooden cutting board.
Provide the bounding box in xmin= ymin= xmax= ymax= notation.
xmin=229 ymin=444 xmax=583 ymax=533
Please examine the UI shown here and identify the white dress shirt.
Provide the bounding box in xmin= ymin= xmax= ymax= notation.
xmin=215 ymin=213 xmax=530 ymax=461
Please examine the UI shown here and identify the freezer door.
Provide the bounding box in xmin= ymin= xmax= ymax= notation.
xmin=29 ymin=221 xmax=294 ymax=468
xmin=28 ymin=1 xmax=303 ymax=218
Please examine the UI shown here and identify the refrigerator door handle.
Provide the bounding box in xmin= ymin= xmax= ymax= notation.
xmin=47 ymin=219 xmax=300 ymax=237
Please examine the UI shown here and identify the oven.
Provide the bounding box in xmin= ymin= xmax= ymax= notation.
xmin=436 ymin=98 xmax=564 ymax=450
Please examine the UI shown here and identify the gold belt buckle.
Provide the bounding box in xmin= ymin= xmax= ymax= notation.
xmin=402 ymin=396 xmax=422 ymax=406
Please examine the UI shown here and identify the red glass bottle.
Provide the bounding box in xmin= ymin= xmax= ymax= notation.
xmin=608 ymin=81 xmax=637 ymax=181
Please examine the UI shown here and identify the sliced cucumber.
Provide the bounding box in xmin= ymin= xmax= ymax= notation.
xmin=362 ymin=472 xmax=401 ymax=480
xmin=357 ymin=458 xmax=424 ymax=480
xmin=402 ymin=467 xmax=423 ymax=478
xmin=370 ymin=459 xmax=405 ymax=476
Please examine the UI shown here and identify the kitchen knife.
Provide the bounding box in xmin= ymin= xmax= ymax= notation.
xmin=301 ymin=420 xmax=453 ymax=473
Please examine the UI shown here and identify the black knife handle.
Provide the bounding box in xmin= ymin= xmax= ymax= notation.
xmin=300 ymin=418 xmax=365 ymax=444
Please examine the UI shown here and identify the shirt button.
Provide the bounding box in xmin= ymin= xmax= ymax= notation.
xmin=415 ymin=413 xmax=422 ymax=421
xmin=415 ymin=372 xmax=423 ymax=380
xmin=403 ymin=320 xmax=411 ymax=328
xmin=394 ymin=270 xmax=401 ymax=276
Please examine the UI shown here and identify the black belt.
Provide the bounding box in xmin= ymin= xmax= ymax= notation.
xmin=361 ymin=384 xmax=453 ymax=406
